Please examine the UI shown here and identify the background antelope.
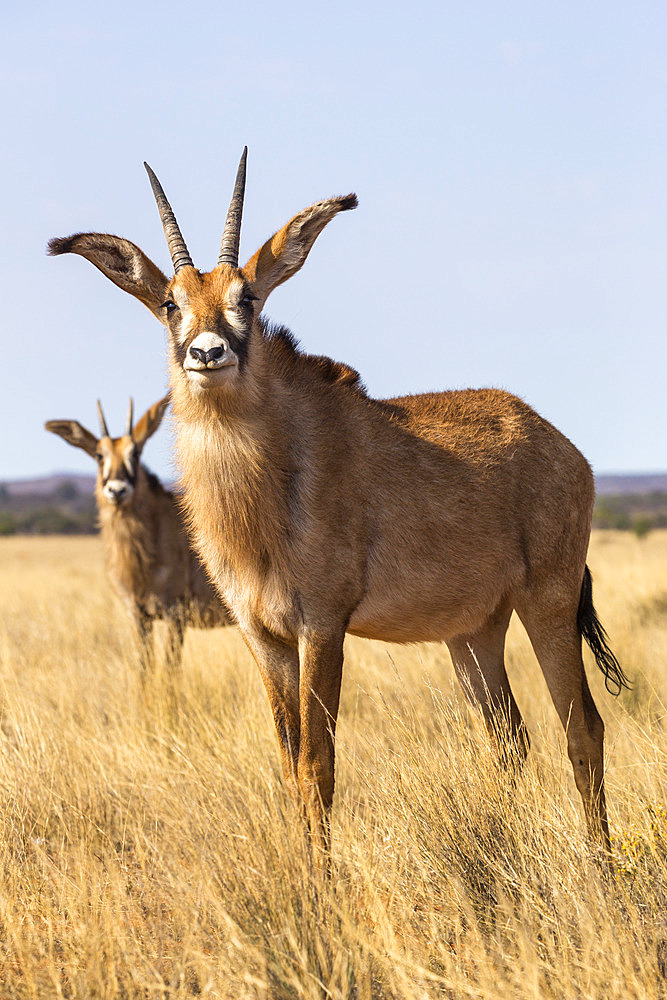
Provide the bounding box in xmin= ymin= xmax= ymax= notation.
xmin=48 ymin=150 xmax=628 ymax=853
xmin=46 ymin=396 xmax=230 ymax=674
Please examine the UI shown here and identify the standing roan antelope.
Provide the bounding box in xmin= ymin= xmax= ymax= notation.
xmin=45 ymin=397 xmax=230 ymax=674
xmin=48 ymin=150 xmax=628 ymax=853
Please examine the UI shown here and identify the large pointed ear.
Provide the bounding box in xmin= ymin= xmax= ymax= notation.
xmin=132 ymin=395 xmax=170 ymax=449
xmin=242 ymin=194 xmax=357 ymax=309
xmin=47 ymin=233 xmax=170 ymax=324
xmin=45 ymin=420 xmax=98 ymax=457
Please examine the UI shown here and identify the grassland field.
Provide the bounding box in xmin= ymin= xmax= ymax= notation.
xmin=0 ymin=532 xmax=666 ymax=999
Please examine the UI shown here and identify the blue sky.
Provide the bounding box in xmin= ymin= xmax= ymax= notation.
xmin=1 ymin=0 xmax=665 ymax=480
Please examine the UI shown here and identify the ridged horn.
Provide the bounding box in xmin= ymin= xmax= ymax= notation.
xmin=126 ymin=397 xmax=134 ymax=438
xmin=218 ymin=147 xmax=247 ymax=268
xmin=97 ymin=400 xmax=110 ymax=438
xmin=144 ymin=163 xmax=194 ymax=273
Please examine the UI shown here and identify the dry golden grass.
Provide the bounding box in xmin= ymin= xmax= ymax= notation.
xmin=0 ymin=532 xmax=666 ymax=998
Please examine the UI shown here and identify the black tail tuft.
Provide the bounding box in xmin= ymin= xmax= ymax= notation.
xmin=577 ymin=565 xmax=630 ymax=696
xmin=337 ymin=193 xmax=359 ymax=212
xmin=47 ymin=235 xmax=76 ymax=256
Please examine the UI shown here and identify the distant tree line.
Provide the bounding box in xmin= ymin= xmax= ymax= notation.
xmin=592 ymin=492 xmax=667 ymax=538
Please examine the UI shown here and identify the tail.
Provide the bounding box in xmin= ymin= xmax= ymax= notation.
xmin=577 ymin=565 xmax=630 ymax=695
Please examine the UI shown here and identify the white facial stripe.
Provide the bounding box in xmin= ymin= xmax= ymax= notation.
xmin=224 ymin=307 xmax=247 ymax=336
xmin=123 ymin=441 xmax=136 ymax=476
xmin=224 ymin=280 xmax=249 ymax=336
xmin=169 ymin=287 xmax=192 ymax=345
xmin=175 ymin=309 xmax=195 ymax=346
xmin=225 ymin=279 xmax=245 ymax=306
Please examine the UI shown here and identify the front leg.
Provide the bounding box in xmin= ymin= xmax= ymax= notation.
xmin=242 ymin=622 xmax=301 ymax=801
xmin=297 ymin=627 xmax=345 ymax=853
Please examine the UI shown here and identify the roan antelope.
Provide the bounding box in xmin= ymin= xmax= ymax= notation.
xmin=48 ymin=150 xmax=628 ymax=853
xmin=45 ymin=396 xmax=230 ymax=674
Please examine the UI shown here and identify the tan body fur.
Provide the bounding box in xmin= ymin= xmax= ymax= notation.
xmin=175 ymin=343 xmax=589 ymax=647
xmin=49 ymin=158 xmax=626 ymax=854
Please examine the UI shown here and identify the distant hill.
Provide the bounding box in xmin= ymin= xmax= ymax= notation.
xmin=3 ymin=473 xmax=97 ymax=497
xmin=595 ymin=473 xmax=667 ymax=496
xmin=0 ymin=470 xmax=665 ymax=536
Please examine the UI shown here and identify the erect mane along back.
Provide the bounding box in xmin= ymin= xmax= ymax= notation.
xmin=262 ymin=320 xmax=367 ymax=395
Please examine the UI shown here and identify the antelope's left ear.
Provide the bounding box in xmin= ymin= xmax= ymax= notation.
xmin=242 ymin=194 xmax=357 ymax=309
xmin=132 ymin=395 xmax=170 ymax=448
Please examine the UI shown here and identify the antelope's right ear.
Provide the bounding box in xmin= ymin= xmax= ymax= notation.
xmin=45 ymin=420 xmax=98 ymax=457
xmin=47 ymin=234 xmax=170 ymax=324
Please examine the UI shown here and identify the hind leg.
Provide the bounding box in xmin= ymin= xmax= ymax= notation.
xmin=516 ymin=591 xmax=610 ymax=851
xmin=447 ymin=599 xmax=529 ymax=767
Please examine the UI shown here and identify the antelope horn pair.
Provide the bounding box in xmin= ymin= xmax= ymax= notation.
xmin=97 ymin=399 xmax=134 ymax=439
xmin=144 ymin=147 xmax=247 ymax=273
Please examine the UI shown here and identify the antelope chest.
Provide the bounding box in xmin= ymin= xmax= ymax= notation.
xmin=205 ymin=552 xmax=299 ymax=642
xmin=178 ymin=423 xmax=301 ymax=638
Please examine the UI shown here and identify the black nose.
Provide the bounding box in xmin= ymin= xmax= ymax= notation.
xmin=189 ymin=346 xmax=224 ymax=364
xmin=108 ymin=484 xmax=127 ymax=498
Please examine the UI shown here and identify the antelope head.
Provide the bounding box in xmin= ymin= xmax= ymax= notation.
xmin=48 ymin=150 xmax=357 ymax=402
xmin=45 ymin=397 xmax=170 ymax=508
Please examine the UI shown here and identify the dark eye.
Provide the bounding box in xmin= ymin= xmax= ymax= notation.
xmin=240 ymin=291 xmax=257 ymax=309
xmin=95 ymin=453 xmax=103 ymax=462
xmin=162 ymin=300 xmax=178 ymax=315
